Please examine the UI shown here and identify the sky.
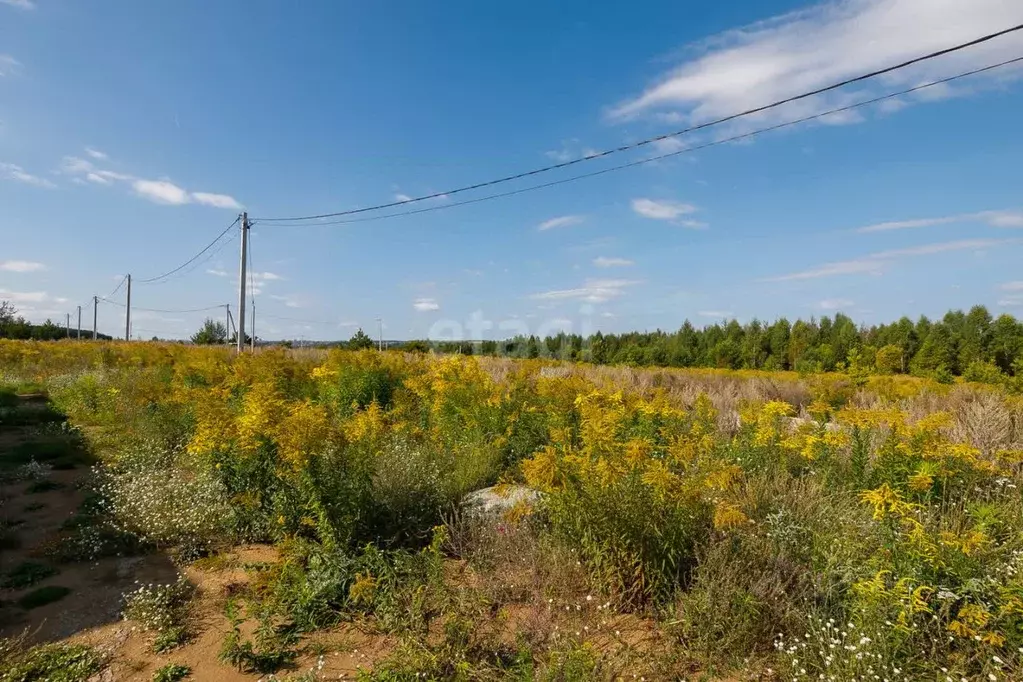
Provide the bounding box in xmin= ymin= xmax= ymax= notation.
xmin=3 ymin=0 xmax=1023 ymax=342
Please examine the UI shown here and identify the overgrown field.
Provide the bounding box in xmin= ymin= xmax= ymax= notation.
xmin=1 ymin=340 xmax=1023 ymax=680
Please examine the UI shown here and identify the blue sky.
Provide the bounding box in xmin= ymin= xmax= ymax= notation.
xmin=3 ymin=0 xmax=1023 ymax=341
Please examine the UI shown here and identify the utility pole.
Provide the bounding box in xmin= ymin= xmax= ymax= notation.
xmin=376 ymin=318 xmax=383 ymax=351
xmin=250 ymin=300 xmax=256 ymax=351
xmin=92 ymin=296 xmax=98 ymax=340
xmin=124 ymin=274 xmax=132 ymax=341
xmin=237 ymin=212 xmax=248 ymax=353
xmin=76 ymin=305 xmax=81 ymax=339
xmin=65 ymin=313 xmax=70 ymax=338
xmin=225 ymin=304 xmax=231 ymax=342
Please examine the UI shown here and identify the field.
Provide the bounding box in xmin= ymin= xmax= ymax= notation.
xmin=1 ymin=340 xmax=1022 ymax=681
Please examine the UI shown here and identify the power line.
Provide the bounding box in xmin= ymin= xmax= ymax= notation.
xmin=263 ymin=54 xmax=1023 ymax=229
xmin=106 ymin=274 xmax=128 ymax=299
xmin=255 ymin=23 xmax=1023 ymax=223
xmin=97 ymin=297 xmax=226 ymax=314
xmin=135 ymin=217 xmax=240 ymax=285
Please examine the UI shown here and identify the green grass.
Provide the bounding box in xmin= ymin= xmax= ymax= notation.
xmin=0 ymin=561 xmax=58 ymax=590
xmin=16 ymin=585 xmax=72 ymax=610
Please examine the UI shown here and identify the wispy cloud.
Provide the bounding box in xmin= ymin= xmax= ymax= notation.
xmin=270 ymin=294 xmax=308 ymax=309
xmin=593 ymin=256 xmax=635 ymax=268
xmin=0 ymin=55 xmax=21 ymax=77
xmin=206 ymin=269 xmax=229 ymax=277
xmin=0 ymin=0 xmax=35 ymax=9
xmin=413 ymin=297 xmax=440 ymax=312
xmin=531 ymin=278 xmax=640 ymax=304
xmin=84 ymin=147 xmax=108 ymax=161
xmin=545 ymin=140 xmax=599 ymax=163
xmin=856 ymin=209 xmax=1023 ymax=232
xmin=698 ymin=310 xmax=734 ymax=319
xmin=0 ymin=289 xmax=65 ymax=305
xmin=818 ymin=298 xmax=854 ymax=310
xmin=609 ymin=0 xmax=1023 ymax=126
xmin=133 ymin=179 xmax=190 ymax=205
xmin=61 ymin=155 xmax=241 ymax=209
xmin=0 ymin=162 xmax=55 ymax=189
xmin=631 ymin=198 xmax=704 ymax=227
xmin=537 ymin=215 xmax=585 ymax=231
xmin=764 ymin=238 xmax=1017 ymax=281
xmin=1000 ymin=281 xmax=1023 ymax=291
xmin=394 ymin=193 xmax=413 ymax=202
xmin=1 ymin=260 xmax=46 ymax=273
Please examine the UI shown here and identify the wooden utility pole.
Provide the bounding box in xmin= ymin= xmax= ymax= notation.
xmin=124 ymin=274 xmax=132 ymax=341
xmin=237 ymin=212 xmax=248 ymax=352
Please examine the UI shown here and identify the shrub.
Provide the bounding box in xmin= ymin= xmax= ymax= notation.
xmin=122 ymin=576 xmax=193 ymax=635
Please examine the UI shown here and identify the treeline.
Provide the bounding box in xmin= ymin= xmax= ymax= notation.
xmin=0 ymin=303 xmax=113 ymax=341
xmin=399 ymin=306 xmax=1023 ymax=382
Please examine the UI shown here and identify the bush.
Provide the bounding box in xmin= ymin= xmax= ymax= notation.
xmin=122 ymin=575 xmax=193 ymax=635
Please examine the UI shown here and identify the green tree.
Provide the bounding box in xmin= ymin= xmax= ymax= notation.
xmin=191 ymin=318 xmax=228 ymax=345
xmin=348 ymin=328 xmax=374 ymax=350
xmin=875 ymin=344 xmax=902 ymax=374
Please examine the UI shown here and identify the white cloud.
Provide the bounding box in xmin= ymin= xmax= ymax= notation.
xmin=61 ymin=154 xmax=241 ymax=209
xmin=251 ymin=271 xmax=283 ymax=282
xmin=1 ymin=260 xmax=46 ymax=273
xmin=609 ymin=0 xmax=1023 ymax=126
xmin=394 ymin=193 xmax=413 ymax=202
xmin=270 ymin=294 xmax=308 ymax=309
xmin=206 ymin=269 xmax=229 ymax=277
xmin=531 ymin=278 xmax=640 ymax=304
xmin=818 ymin=298 xmax=854 ymax=310
xmin=699 ymin=310 xmax=734 ymax=318
xmin=999 ymin=281 xmax=1023 ymax=291
xmin=600 ymin=311 xmax=616 ymax=318
xmin=192 ymin=192 xmax=242 ymax=209
xmin=0 ymin=289 xmax=57 ymax=304
xmin=631 ymin=198 xmax=700 ymax=224
xmin=537 ymin=215 xmax=584 ymax=231
xmin=133 ymin=179 xmax=190 ymax=205
xmin=0 ymin=162 xmax=56 ymax=189
xmin=764 ymin=238 xmax=1017 ymax=281
xmin=413 ymin=297 xmax=440 ymax=312
xmin=593 ymin=256 xmax=635 ymax=267
xmin=545 ymin=140 xmax=600 ymax=163
xmin=0 ymin=55 xmax=21 ymax=77
xmin=0 ymin=0 xmax=35 ymax=8
xmin=856 ymin=209 xmax=1023 ymax=232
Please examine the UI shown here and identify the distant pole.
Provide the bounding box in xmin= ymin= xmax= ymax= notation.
xmin=92 ymin=296 xmax=98 ymax=340
xmin=237 ymin=212 xmax=248 ymax=353
xmin=225 ymin=304 xmax=231 ymax=341
xmin=65 ymin=312 xmax=70 ymax=338
xmin=124 ymin=274 xmax=132 ymax=341
xmin=76 ymin=305 xmax=81 ymax=339
xmin=376 ymin=318 xmax=383 ymax=351
xmin=250 ymin=300 xmax=256 ymax=351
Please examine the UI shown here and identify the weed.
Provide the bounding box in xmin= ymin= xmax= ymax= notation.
xmin=0 ymin=641 xmax=104 ymax=682
xmin=152 ymin=663 xmax=191 ymax=682
xmin=152 ymin=626 xmax=188 ymax=653
xmin=16 ymin=585 xmax=71 ymax=610
xmin=0 ymin=561 xmax=57 ymax=590
xmin=218 ymin=598 xmax=299 ymax=673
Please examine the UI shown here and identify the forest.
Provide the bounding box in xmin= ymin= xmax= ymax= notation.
xmin=423 ymin=305 xmax=1023 ymax=384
